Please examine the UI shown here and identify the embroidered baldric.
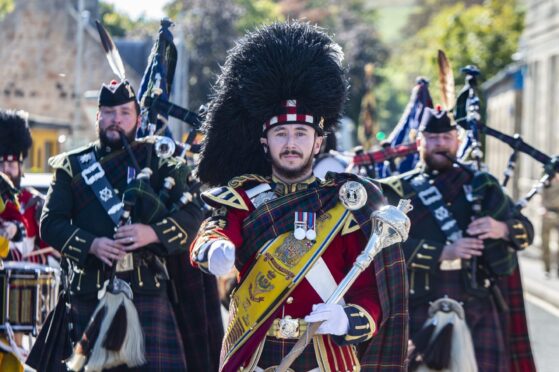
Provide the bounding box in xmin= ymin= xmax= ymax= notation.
xmin=220 ymin=202 xmax=350 ymax=370
xmin=409 ymin=173 xmax=463 ymax=243
xmin=77 ymin=151 xmax=124 ymax=225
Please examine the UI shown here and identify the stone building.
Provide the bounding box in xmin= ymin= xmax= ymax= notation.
xmin=484 ymin=0 xmax=559 ymax=248
xmin=0 ymin=0 xmax=140 ymax=166
xmin=482 ymin=64 xmax=524 ymax=199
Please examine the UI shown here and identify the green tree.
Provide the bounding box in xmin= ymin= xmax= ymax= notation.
xmin=99 ymin=1 xmax=158 ymax=38
xmin=377 ymin=0 xmax=524 ymax=133
xmin=408 ymin=0 xmax=523 ymax=101
xmin=401 ymin=0 xmax=483 ymax=37
xmin=235 ymin=0 xmax=282 ymax=32
xmin=99 ymin=2 xmax=133 ymax=37
xmin=0 ymin=0 xmax=14 ymax=19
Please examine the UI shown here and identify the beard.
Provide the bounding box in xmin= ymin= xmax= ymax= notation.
xmin=271 ymin=150 xmax=315 ymax=181
xmin=8 ymin=171 xmax=21 ymax=189
xmin=98 ymin=124 xmax=136 ymax=150
xmin=422 ymin=149 xmax=456 ymax=171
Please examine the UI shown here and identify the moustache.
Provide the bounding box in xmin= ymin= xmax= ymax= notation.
xmin=280 ymin=150 xmax=303 ymax=158
xmin=104 ymin=126 xmax=124 ymax=134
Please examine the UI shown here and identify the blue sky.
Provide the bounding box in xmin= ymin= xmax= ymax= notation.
xmin=103 ymin=0 xmax=169 ymax=20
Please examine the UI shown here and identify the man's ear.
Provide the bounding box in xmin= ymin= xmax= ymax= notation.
xmin=313 ymin=135 xmax=324 ymax=155
xmin=260 ymin=137 xmax=268 ymax=153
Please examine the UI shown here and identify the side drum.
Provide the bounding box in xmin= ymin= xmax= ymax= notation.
xmin=0 ymin=261 xmax=60 ymax=335
xmin=313 ymin=153 xmax=349 ymax=180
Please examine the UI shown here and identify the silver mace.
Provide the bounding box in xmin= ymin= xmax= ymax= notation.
xmin=275 ymin=199 xmax=413 ymax=372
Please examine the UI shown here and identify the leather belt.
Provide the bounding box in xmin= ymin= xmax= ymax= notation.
xmin=266 ymin=316 xmax=307 ymax=339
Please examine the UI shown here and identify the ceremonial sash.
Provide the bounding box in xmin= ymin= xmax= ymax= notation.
xmin=220 ymin=202 xmax=350 ymax=369
xmin=77 ymin=151 xmax=124 ymax=226
xmin=408 ymin=173 xmax=463 ymax=243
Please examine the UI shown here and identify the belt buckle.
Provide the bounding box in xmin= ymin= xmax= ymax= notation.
xmin=116 ymin=253 xmax=134 ymax=272
xmin=278 ymin=316 xmax=299 ymax=339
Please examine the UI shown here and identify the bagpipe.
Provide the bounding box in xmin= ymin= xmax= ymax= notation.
xmin=133 ymin=18 xmax=204 ymax=158
xmin=353 ymin=50 xmax=558 ymax=208
xmin=349 ymin=76 xmax=431 ymax=178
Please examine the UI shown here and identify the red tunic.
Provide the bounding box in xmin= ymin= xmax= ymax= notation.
xmin=192 ymin=179 xmax=383 ymax=371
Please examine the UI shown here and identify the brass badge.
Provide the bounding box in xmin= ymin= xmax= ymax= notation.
xmin=116 ymin=252 xmax=134 ymax=272
xmin=278 ymin=316 xmax=300 ymax=338
xmin=339 ymin=181 xmax=368 ymax=210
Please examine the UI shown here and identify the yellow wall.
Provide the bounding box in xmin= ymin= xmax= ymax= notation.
xmin=28 ymin=128 xmax=61 ymax=172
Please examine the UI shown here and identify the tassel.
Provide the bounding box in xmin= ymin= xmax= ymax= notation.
xmin=103 ymin=302 xmax=127 ymax=351
xmin=95 ymin=292 xmax=146 ymax=369
xmin=408 ymin=321 xmax=437 ymax=371
xmin=120 ymin=293 xmax=146 ymax=367
xmin=65 ymin=305 xmax=107 ymax=371
xmin=86 ymin=292 xmax=124 ymax=371
xmin=413 ymin=322 xmax=437 ymax=353
xmin=424 ymin=323 xmax=454 ymax=370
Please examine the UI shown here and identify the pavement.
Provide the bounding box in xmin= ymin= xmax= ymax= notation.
xmin=518 ymin=248 xmax=559 ymax=309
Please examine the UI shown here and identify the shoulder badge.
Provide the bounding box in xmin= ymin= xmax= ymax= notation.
xmin=201 ymin=186 xmax=249 ymax=211
xmin=48 ymin=153 xmax=73 ymax=178
xmin=381 ymin=169 xmax=420 ymax=198
xmin=381 ymin=176 xmax=405 ymax=198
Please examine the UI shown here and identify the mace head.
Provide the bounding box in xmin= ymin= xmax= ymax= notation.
xmin=371 ymin=199 xmax=412 ymax=247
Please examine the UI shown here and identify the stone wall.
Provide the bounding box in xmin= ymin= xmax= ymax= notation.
xmin=0 ymin=0 xmax=140 ymax=146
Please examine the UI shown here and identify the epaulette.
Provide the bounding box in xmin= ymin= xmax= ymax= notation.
xmin=380 ymin=169 xmax=420 ymax=198
xmin=228 ymin=174 xmax=271 ymax=189
xmin=48 ymin=143 xmax=95 ymax=178
xmin=201 ymin=186 xmax=249 ymax=211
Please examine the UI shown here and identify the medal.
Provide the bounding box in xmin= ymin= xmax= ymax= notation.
xmin=339 ymin=181 xmax=368 ymax=210
xmin=305 ymin=212 xmax=316 ymax=241
xmin=294 ymin=227 xmax=306 ymax=240
xmin=294 ymin=212 xmax=307 ymax=240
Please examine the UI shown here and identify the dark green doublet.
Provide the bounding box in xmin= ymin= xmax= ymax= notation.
xmin=41 ymin=139 xmax=203 ymax=298
xmin=380 ymin=167 xmax=531 ymax=303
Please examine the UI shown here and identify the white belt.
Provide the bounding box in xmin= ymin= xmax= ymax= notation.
xmin=305 ymin=257 xmax=344 ymax=304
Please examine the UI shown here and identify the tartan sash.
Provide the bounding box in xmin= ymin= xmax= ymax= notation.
xmin=220 ymin=202 xmax=350 ymax=370
xmin=237 ymin=173 xmax=383 ymax=269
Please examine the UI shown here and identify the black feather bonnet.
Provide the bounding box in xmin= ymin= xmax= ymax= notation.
xmin=197 ymin=21 xmax=349 ymax=186
xmin=0 ymin=109 xmax=32 ymax=161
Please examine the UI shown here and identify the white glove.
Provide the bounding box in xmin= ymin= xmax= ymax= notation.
xmin=304 ymin=303 xmax=349 ymax=336
xmin=208 ymin=239 xmax=235 ymax=276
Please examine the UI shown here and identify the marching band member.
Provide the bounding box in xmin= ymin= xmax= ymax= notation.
xmin=191 ymin=21 xmax=409 ymax=371
xmin=381 ymin=107 xmax=536 ymax=371
xmin=34 ymin=80 xmax=204 ymax=371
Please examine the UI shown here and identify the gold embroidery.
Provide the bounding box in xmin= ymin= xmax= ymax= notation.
xmin=273 ymin=234 xmax=314 ymax=268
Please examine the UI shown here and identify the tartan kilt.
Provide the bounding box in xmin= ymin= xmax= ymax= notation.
xmin=72 ymin=292 xmax=187 ymax=371
xmin=257 ymin=337 xmax=319 ymax=371
xmin=498 ymin=267 xmax=536 ymax=372
xmin=409 ymin=270 xmax=507 ymax=372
